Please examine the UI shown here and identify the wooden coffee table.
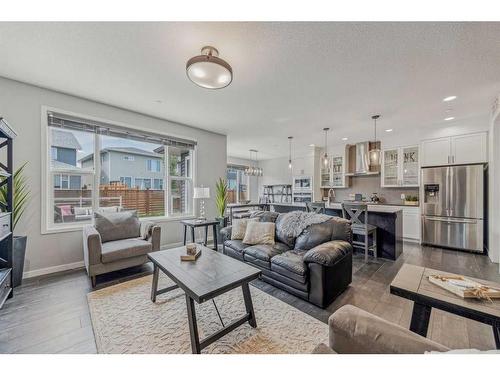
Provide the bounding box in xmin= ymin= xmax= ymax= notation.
xmin=390 ymin=264 xmax=500 ymax=349
xmin=148 ymin=246 xmax=261 ymax=353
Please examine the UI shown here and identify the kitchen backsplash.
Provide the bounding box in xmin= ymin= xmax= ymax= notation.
xmin=321 ymin=174 xmax=419 ymax=204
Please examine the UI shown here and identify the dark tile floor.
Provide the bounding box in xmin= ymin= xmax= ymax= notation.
xmin=1 ymin=242 xmax=499 ymax=353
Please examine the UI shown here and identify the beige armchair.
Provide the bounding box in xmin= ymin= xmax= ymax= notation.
xmin=83 ymin=210 xmax=161 ymax=287
xmin=313 ymin=304 xmax=450 ymax=354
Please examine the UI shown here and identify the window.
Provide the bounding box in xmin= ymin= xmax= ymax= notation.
xmin=45 ymin=110 xmax=196 ymax=231
xmin=147 ymin=159 xmax=161 ymax=172
xmin=226 ymin=166 xmax=250 ymax=204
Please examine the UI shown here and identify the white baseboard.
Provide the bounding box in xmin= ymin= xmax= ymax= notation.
xmin=23 ymin=260 xmax=85 ymax=279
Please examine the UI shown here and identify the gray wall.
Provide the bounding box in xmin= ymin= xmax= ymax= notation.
xmin=0 ymin=76 xmax=227 ymax=276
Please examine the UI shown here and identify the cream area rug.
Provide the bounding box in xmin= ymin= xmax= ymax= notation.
xmin=87 ymin=274 xmax=328 ymax=354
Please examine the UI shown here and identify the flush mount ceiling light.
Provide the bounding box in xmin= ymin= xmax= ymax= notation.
xmin=186 ymin=46 xmax=233 ymax=89
xmin=443 ymin=96 xmax=457 ymax=102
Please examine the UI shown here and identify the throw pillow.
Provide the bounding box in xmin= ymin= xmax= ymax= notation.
xmin=231 ymin=218 xmax=258 ymax=240
xmin=94 ymin=210 xmax=141 ymax=243
xmin=242 ymin=221 xmax=276 ymax=245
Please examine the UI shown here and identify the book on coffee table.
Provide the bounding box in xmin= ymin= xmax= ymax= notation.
xmin=180 ymin=249 xmax=201 ymax=261
xmin=429 ymin=274 xmax=500 ymax=300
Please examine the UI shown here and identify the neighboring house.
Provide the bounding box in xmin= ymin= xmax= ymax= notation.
xmin=79 ymin=147 xmax=164 ymax=189
xmin=50 ymin=129 xmax=84 ymax=189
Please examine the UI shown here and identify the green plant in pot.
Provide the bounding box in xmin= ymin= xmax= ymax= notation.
xmin=0 ymin=162 xmax=30 ymax=287
xmin=215 ymin=178 xmax=228 ymax=242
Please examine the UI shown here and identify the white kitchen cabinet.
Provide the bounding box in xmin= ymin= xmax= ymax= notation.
xmin=421 ymin=132 xmax=487 ymax=167
xmin=320 ymin=155 xmax=349 ymax=188
xmin=402 ymin=206 xmax=421 ymax=241
xmin=381 ymin=145 xmax=419 ymax=187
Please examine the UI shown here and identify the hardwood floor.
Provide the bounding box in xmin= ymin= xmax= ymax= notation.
xmin=1 ymin=241 xmax=499 ymax=353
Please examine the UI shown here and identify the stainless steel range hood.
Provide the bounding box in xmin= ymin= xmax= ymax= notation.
xmin=344 ymin=141 xmax=380 ymax=176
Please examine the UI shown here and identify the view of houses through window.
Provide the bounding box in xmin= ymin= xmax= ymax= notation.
xmin=48 ymin=114 xmax=194 ymax=228
xmin=226 ymin=166 xmax=249 ymax=204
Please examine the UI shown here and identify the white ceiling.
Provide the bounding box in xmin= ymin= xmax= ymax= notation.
xmin=0 ymin=22 xmax=499 ymax=160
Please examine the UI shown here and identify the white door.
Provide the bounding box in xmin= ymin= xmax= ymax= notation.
xmin=403 ymin=207 xmax=421 ymax=241
xmin=421 ymin=137 xmax=451 ymax=167
xmin=381 ymin=148 xmax=400 ymax=187
xmin=401 ymin=145 xmax=420 ymax=186
xmin=451 ymin=132 xmax=488 ymax=165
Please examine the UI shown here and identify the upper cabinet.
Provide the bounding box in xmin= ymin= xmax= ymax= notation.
xmin=421 ymin=132 xmax=488 ymax=167
xmin=320 ymin=154 xmax=349 ymax=188
xmin=381 ymin=145 xmax=420 ymax=187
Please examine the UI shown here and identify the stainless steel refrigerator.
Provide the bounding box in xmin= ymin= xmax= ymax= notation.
xmin=421 ymin=164 xmax=486 ymax=253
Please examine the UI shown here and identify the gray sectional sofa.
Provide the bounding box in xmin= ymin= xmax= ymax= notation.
xmin=221 ymin=210 xmax=353 ymax=308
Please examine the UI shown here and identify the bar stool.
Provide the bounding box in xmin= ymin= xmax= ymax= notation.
xmin=306 ymin=202 xmax=326 ymax=214
xmin=341 ymin=202 xmax=377 ymax=262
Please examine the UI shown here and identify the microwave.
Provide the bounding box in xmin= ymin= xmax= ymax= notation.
xmin=293 ymin=176 xmax=312 ymax=191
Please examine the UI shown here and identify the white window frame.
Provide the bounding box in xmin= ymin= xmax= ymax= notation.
xmin=226 ymin=166 xmax=251 ymax=204
xmin=41 ymin=106 xmax=197 ymax=234
xmin=167 ymin=146 xmax=193 ymax=217
xmin=120 ymin=176 xmax=132 ymax=188
xmin=123 ymin=155 xmax=135 ymax=161
xmin=147 ymin=159 xmax=161 ymax=172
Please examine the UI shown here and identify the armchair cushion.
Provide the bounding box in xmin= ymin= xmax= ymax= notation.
xmin=303 ymin=240 xmax=352 ymax=266
xmin=101 ymin=238 xmax=152 ymax=263
xmin=329 ymin=305 xmax=449 ymax=354
xmin=94 ymin=210 xmax=140 ymax=243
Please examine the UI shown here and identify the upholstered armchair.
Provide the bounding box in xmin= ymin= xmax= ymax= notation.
xmin=83 ymin=210 xmax=161 ymax=287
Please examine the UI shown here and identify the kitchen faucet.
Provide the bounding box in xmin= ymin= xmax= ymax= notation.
xmin=327 ymin=188 xmax=335 ymax=204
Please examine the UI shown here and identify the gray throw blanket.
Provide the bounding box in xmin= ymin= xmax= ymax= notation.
xmin=278 ymin=211 xmax=331 ymax=238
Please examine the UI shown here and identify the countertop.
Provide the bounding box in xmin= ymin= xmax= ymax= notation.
xmin=268 ymin=202 xmax=406 ymax=214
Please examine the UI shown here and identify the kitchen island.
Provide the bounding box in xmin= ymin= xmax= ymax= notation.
xmin=270 ymin=202 xmax=403 ymax=260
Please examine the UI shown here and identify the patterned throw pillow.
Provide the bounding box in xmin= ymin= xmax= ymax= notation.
xmin=242 ymin=221 xmax=276 ymax=245
xmin=231 ymin=218 xmax=259 ymax=240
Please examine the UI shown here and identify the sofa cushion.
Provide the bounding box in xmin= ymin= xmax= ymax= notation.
xmin=244 ymin=242 xmax=289 ymax=262
xmin=94 ymin=210 xmax=141 ymax=243
xmin=231 ymin=218 xmax=258 ymax=240
xmin=271 ymin=250 xmax=307 ymax=283
xmin=223 ymin=239 xmax=250 ymax=255
xmin=275 ymin=214 xmax=296 ymax=248
xmin=294 ymin=220 xmax=335 ymax=250
xmin=101 ymin=237 xmax=152 ymax=263
xmin=242 ymin=221 xmax=275 ymax=245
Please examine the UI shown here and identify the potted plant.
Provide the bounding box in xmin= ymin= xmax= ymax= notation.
xmin=0 ymin=162 xmax=30 ymax=287
xmin=404 ymin=195 xmax=419 ymax=206
xmin=215 ymin=178 xmax=228 ymax=243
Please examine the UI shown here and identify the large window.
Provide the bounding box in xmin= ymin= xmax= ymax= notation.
xmin=226 ymin=166 xmax=249 ymax=204
xmin=45 ymin=111 xmax=196 ymax=230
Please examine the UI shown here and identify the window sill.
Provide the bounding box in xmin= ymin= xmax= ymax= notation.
xmin=42 ymin=214 xmax=197 ymax=235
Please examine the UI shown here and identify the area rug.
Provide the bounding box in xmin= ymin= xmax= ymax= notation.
xmin=87 ymin=274 xmax=328 ymax=354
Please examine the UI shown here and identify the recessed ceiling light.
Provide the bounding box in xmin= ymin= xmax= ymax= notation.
xmin=309 ymin=144 xmax=315 ymax=147
xmin=341 ymin=137 xmax=348 ymax=141
xmin=443 ymin=96 xmax=457 ymax=102
xmin=154 ymin=100 xmax=163 ymax=104
xmin=385 ymin=129 xmax=393 ymax=132
xmin=186 ymin=46 xmax=232 ymax=89
xmin=444 ymin=117 xmax=455 ymax=121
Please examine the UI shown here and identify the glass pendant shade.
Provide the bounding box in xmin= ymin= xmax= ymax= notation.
xmin=244 ymin=149 xmax=263 ymax=176
xmin=186 ymin=46 xmax=232 ymax=89
xmin=370 ymin=115 xmax=381 ymax=166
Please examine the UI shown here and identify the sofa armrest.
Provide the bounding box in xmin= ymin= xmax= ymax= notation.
xmin=83 ymin=225 xmax=103 ymax=272
xmin=141 ymin=221 xmax=161 ymax=251
xmin=303 ymin=240 xmax=352 ymax=266
xmin=329 ymin=305 xmax=450 ymax=354
xmin=220 ymin=226 xmax=232 ymax=242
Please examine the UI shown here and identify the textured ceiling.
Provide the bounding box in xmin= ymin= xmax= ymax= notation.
xmin=0 ymin=22 xmax=499 ymax=159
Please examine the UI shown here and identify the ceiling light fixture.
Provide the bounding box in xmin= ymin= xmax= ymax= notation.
xmin=385 ymin=129 xmax=393 ymax=132
xmin=186 ymin=46 xmax=233 ymax=89
xmin=245 ymin=149 xmax=263 ymax=176
xmin=369 ymin=115 xmax=381 ymax=166
xmin=309 ymin=144 xmax=315 ymax=147
xmin=444 ymin=116 xmax=455 ymax=121
xmin=323 ymin=127 xmax=330 ymax=167
xmin=443 ymin=96 xmax=457 ymax=102
xmin=288 ymin=136 xmax=293 ymax=169
xmin=342 ymin=137 xmax=348 ymax=141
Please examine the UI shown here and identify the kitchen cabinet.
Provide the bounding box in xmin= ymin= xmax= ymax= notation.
xmin=402 ymin=206 xmax=420 ymax=241
xmin=381 ymin=145 xmax=419 ymax=187
xmin=320 ymin=155 xmax=349 ymax=188
xmin=421 ymin=132 xmax=487 ymax=167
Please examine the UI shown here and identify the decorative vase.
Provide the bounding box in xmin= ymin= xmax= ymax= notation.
xmin=12 ymin=235 xmax=27 ymax=287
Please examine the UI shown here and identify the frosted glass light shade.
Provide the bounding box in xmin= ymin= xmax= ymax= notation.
xmin=186 ymin=47 xmax=232 ymax=89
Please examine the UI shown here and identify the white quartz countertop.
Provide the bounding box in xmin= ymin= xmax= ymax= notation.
xmin=269 ymin=202 xmax=403 ymax=214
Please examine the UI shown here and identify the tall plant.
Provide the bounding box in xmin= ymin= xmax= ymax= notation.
xmin=215 ymin=177 xmax=228 ymax=218
xmin=0 ymin=162 xmax=30 ymax=231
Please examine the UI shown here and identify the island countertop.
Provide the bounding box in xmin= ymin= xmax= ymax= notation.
xmin=269 ymin=202 xmax=403 ymax=214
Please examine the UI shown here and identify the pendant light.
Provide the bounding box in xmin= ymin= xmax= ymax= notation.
xmin=186 ymin=46 xmax=233 ymax=89
xmin=244 ymin=149 xmax=263 ymax=176
xmin=369 ymin=115 xmax=381 ymax=166
xmin=288 ymin=136 xmax=293 ymax=169
xmin=323 ymin=127 xmax=330 ymax=167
